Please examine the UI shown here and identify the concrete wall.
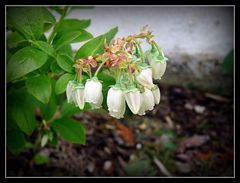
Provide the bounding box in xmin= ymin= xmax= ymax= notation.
xmin=50 ymin=6 xmax=234 ymax=94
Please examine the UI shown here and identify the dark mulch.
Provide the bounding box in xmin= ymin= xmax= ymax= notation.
xmin=7 ymin=84 xmax=234 ymax=177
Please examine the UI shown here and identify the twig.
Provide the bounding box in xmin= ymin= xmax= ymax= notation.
xmin=153 ymin=156 xmax=172 ymax=177
xmin=205 ymin=93 xmax=231 ymax=102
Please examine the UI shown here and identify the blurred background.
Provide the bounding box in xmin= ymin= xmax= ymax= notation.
xmin=64 ymin=6 xmax=234 ymax=94
xmin=8 ymin=6 xmax=234 ymax=177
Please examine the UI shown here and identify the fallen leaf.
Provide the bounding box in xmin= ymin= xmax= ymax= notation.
xmin=178 ymin=135 xmax=210 ymax=153
xmin=175 ymin=161 xmax=191 ymax=174
xmin=112 ymin=120 xmax=135 ymax=146
xmin=165 ymin=116 xmax=174 ymax=129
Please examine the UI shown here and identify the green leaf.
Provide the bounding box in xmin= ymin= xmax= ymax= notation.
xmin=55 ymin=73 xmax=75 ymax=94
xmin=52 ymin=118 xmax=86 ymax=144
xmin=75 ymin=35 xmax=104 ymax=59
xmin=39 ymin=58 xmax=52 ymax=74
xmin=49 ymin=6 xmax=66 ymax=15
xmin=7 ymin=89 xmax=38 ymax=135
xmin=54 ymin=30 xmax=93 ymax=50
xmin=7 ymin=128 xmax=26 ymax=155
xmin=7 ymin=7 xmax=45 ymax=39
xmin=57 ymin=54 xmax=74 ymax=73
xmin=7 ymin=31 xmax=27 ymax=49
xmin=32 ymin=153 xmax=49 ymax=165
xmin=39 ymin=83 xmax=57 ymax=120
xmin=56 ymin=44 xmax=73 ymax=57
xmin=32 ymin=41 xmax=57 ymax=58
xmin=39 ymin=34 xmax=48 ymax=42
xmin=7 ymin=50 xmax=12 ymax=62
xmin=222 ymin=50 xmax=234 ymax=75
xmin=7 ymin=46 xmax=48 ymax=82
xmin=47 ymin=130 xmax=58 ymax=146
xmin=50 ymin=61 xmax=63 ymax=74
xmin=61 ymin=101 xmax=91 ymax=117
xmin=57 ymin=19 xmax=91 ymax=32
xmin=75 ymin=26 xmax=118 ymax=59
xmin=42 ymin=8 xmax=56 ymax=31
xmin=26 ymin=74 xmax=52 ymax=104
xmin=105 ymin=26 xmax=119 ymax=45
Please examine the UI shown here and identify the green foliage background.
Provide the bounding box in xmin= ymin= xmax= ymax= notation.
xmin=6 ymin=6 xmax=118 ymax=157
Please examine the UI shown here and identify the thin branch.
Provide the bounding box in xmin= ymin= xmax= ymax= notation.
xmin=153 ymin=156 xmax=172 ymax=177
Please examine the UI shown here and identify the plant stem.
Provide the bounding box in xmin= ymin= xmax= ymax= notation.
xmin=47 ymin=7 xmax=69 ymax=44
xmin=94 ymin=60 xmax=107 ymax=77
xmin=48 ymin=109 xmax=61 ymax=124
xmin=135 ymin=41 xmax=145 ymax=63
xmin=152 ymin=40 xmax=163 ymax=56
xmin=128 ymin=66 xmax=135 ymax=86
xmin=116 ymin=68 xmax=121 ymax=84
xmin=77 ymin=68 xmax=82 ymax=82
xmin=88 ymin=65 xmax=92 ymax=78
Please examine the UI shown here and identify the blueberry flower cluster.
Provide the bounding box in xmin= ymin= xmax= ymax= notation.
xmin=66 ymin=30 xmax=168 ymax=119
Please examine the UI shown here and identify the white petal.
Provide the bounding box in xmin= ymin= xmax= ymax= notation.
xmin=152 ymin=85 xmax=161 ymax=105
xmin=91 ymin=93 xmax=103 ymax=109
xmin=66 ymin=81 xmax=74 ymax=103
xmin=142 ymin=88 xmax=155 ymax=111
xmin=109 ymin=101 xmax=126 ymax=119
xmin=84 ymin=79 xmax=102 ymax=104
xmin=137 ymin=96 xmax=146 ymax=116
xmin=125 ymin=90 xmax=141 ymax=114
xmin=151 ymin=61 xmax=167 ymax=80
xmin=107 ymin=87 xmax=125 ymax=112
xmin=136 ymin=68 xmax=154 ymax=89
xmin=75 ymin=88 xmax=85 ymax=110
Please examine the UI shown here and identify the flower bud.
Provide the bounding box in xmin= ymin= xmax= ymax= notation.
xmin=73 ymin=83 xmax=85 ymax=110
xmin=151 ymin=85 xmax=161 ymax=105
xmin=107 ymin=86 xmax=126 ymax=119
xmin=84 ymin=77 xmax=103 ymax=107
xmin=135 ymin=67 xmax=154 ymax=89
xmin=124 ymin=87 xmax=141 ymax=114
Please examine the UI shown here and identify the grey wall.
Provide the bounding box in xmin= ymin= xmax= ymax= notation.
xmin=49 ymin=6 xmax=234 ymax=93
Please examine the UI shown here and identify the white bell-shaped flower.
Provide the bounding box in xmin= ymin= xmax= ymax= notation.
xmin=137 ymin=96 xmax=146 ymax=116
xmin=66 ymin=80 xmax=75 ymax=103
xmin=151 ymin=85 xmax=161 ymax=105
xmin=124 ymin=87 xmax=141 ymax=114
xmin=150 ymin=60 xmax=167 ymax=80
xmin=142 ymin=88 xmax=155 ymax=111
xmin=135 ymin=67 xmax=154 ymax=89
xmin=109 ymin=104 xmax=126 ymax=119
xmin=84 ymin=77 xmax=103 ymax=107
xmin=137 ymin=88 xmax=155 ymax=116
xmin=107 ymin=86 xmax=126 ymax=119
xmin=146 ymin=48 xmax=168 ymax=80
xmin=73 ymin=83 xmax=85 ymax=110
xmin=91 ymin=93 xmax=103 ymax=109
